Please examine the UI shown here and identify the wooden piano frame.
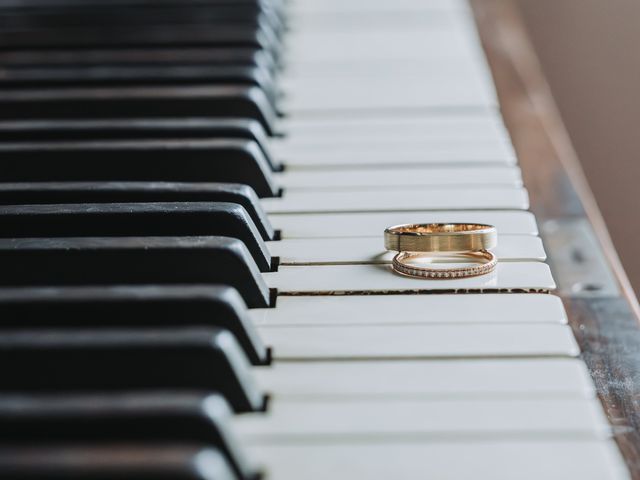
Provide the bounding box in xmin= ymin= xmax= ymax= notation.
xmin=472 ymin=1 xmax=640 ymax=476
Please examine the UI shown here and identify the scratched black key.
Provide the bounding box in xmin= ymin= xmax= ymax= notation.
xmin=0 ymin=118 xmax=279 ymax=170
xmin=0 ymin=85 xmax=278 ymax=135
xmin=0 ymin=284 xmax=268 ymax=364
xmin=0 ymin=326 xmax=265 ymax=412
xmin=0 ymin=391 xmax=255 ymax=479
xmin=0 ymin=236 xmax=271 ymax=308
xmin=0 ymin=139 xmax=278 ymax=197
xmin=0 ymin=182 xmax=275 ymax=240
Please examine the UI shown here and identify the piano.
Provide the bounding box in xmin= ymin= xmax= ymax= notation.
xmin=0 ymin=0 xmax=637 ymax=478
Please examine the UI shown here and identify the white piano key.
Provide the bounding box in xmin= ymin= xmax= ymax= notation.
xmin=247 ymin=441 xmax=629 ymax=480
xmin=275 ymin=122 xmax=511 ymax=143
xmin=258 ymin=323 xmax=578 ymax=360
xmin=282 ymin=53 xmax=497 ymax=83
xmin=254 ymin=358 xmax=595 ymax=399
xmin=265 ymin=262 xmax=555 ymax=294
xmin=260 ymin=186 xmax=529 ymax=213
xmin=288 ymin=8 xmax=459 ymax=34
xmin=277 ymin=166 xmax=523 ymax=189
xmin=288 ymin=0 xmax=468 ymax=15
xmin=234 ymin=398 xmax=610 ymax=441
xmin=284 ymin=31 xmax=474 ymax=63
xmin=278 ymin=143 xmax=516 ymax=167
xmin=262 ymin=187 xmax=528 ymax=213
xmin=281 ymin=78 xmax=496 ymax=112
xmin=252 ymin=293 xmax=566 ymax=326
xmin=284 ymin=12 xmax=491 ymax=59
xmin=282 ymin=60 xmax=481 ymax=77
xmin=280 ymin=112 xmax=511 ymax=142
xmin=282 ymin=57 xmax=484 ymax=81
xmin=274 ymin=136 xmax=513 ymax=156
xmin=275 ymin=141 xmax=514 ymax=164
xmin=272 ymin=210 xmax=539 ymax=238
xmin=267 ymin=234 xmax=545 ymax=264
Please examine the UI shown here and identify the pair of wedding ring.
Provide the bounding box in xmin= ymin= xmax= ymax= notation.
xmin=384 ymin=223 xmax=498 ymax=279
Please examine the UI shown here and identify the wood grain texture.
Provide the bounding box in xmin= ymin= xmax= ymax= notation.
xmin=470 ymin=0 xmax=640 ymax=476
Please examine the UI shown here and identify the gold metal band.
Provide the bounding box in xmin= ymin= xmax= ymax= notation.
xmin=384 ymin=223 xmax=497 ymax=253
xmin=391 ymin=250 xmax=497 ymax=279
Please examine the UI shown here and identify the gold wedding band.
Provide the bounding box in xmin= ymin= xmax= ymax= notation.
xmin=392 ymin=250 xmax=497 ymax=279
xmin=384 ymin=222 xmax=498 ymax=279
xmin=384 ymin=223 xmax=497 ymax=253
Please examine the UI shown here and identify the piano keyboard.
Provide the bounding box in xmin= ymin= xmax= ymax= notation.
xmin=0 ymin=0 xmax=632 ymax=479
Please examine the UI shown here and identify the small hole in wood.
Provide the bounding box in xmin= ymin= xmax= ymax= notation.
xmin=573 ymin=282 xmax=603 ymax=292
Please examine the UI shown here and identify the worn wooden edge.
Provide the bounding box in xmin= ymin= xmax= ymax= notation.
xmin=470 ymin=0 xmax=640 ymax=476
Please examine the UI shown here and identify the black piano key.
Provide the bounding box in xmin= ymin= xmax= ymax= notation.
xmin=0 ymin=326 xmax=265 ymax=412
xmin=0 ymin=118 xmax=278 ymax=170
xmin=0 ymin=47 xmax=276 ymax=72
xmin=0 ymin=202 xmax=272 ymax=272
xmin=0 ymin=285 xmax=268 ymax=364
xmin=0 ymin=4 xmax=282 ymax=31
xmin=0 ymin=444 xmax=238 ymax=480
xmin=0 ymin=0 xmax=282 ymax=8
xmin=0 ymin=392 xmax=254 ymax=479
xmin=0 ymin=65 xmax=277 ymax=97
xmin=0 ymin=139 xmax=278 ymax=198
xmin=0 ymin=24 xmax=279 ymax=55
xmin=0 ymin=236 xmax=271 ymax=308
xmin=0 ymin=182 xmax=275 ymax=241
xmin=0 ymin=85 xmax=278 ymax=135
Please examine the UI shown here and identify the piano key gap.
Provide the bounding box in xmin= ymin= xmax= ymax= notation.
xmin=276 ymin=288 xmax=553 ymax=296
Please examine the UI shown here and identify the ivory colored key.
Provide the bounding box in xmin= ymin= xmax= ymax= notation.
xmin=282 ymin=57 xmax=483 ymax=82
xmin=276 ymin=141 xmax=512 ymax=161
xmin=277 ymin=145 xmax=516 ymax=169
xmin=258 ymin=323 xmax=578 ymax=360
xmin=264 ymin=262 xmax=555 ymax=294
xmin=254 ymin=359 xmax=595 ymax=399
xmin=288 ymin=4 xmax=460 ymax=32
xmin=277 ymin=140 xmax=514 ymax=167
xmin=284 ymin=31 xmax=482 ymax=63
xmin=272 ymin=210 xmax=539 ymax=238
xmin=262 ymin=187 xmax=528 ymax=213
xmin=247 ymin=441 xmax=629 ymax=480
xmin=282 ymin=54 xmax=482 ymax=76
xmin=276 ymin=146 xmax=515 ymax=168
xmin=275 ymin=132 xmax=511 ymax=150
xmin=276 ymin=166 xmax=522 ymax=189
xmin=280 ymin=77 xmax=497 ymax=113
xmin=267 ymin=234 xmax=545 ymax=264
xmin=234 ymin=398 xmax=610 ymax=441
xmin=250 ymin=294 xmax=566 ymax=326
xmin=280 ymin=113 xmax=511 ymax=143
xmin=289 ymin=0 xmax=467 ymax=15
xmin=285 ymin=36 xmax=492 ymax=79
